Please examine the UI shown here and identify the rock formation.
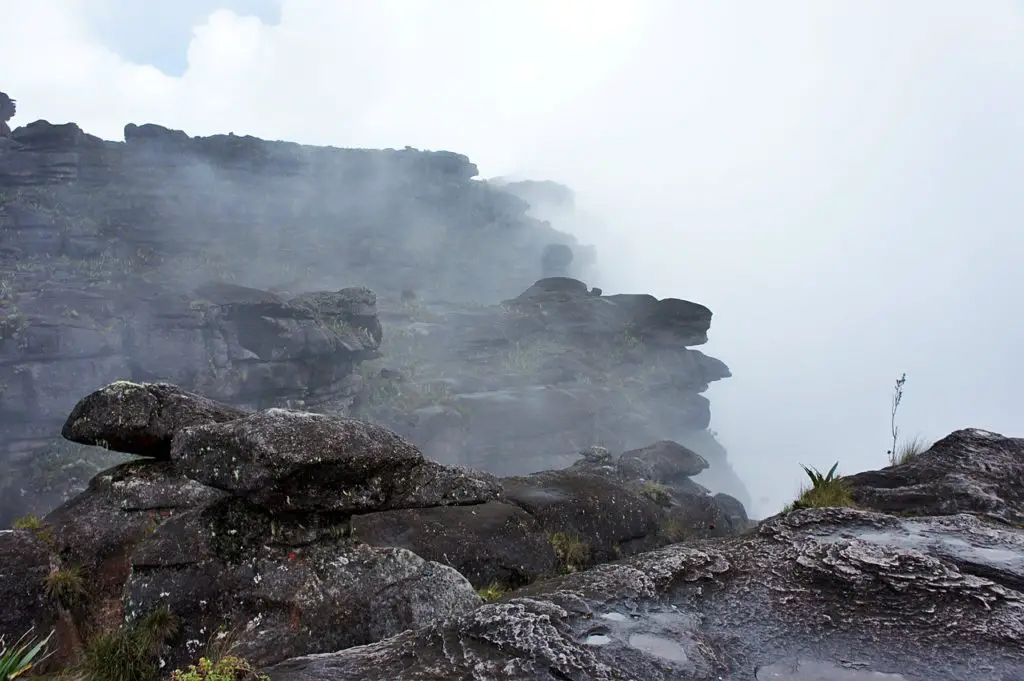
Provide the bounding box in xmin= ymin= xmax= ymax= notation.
xmin=3 ymin=387 xmax=1022 ymax=679
xmin=0 ymin=119 xmax=745 ymax=524
xmin=1 ymin=381 xmax=747 ymax=671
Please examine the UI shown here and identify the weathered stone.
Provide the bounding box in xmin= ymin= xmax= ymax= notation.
xmin=0 ymin=528 xmax=53 ymax=642
xmin=618 ymin=439 xmax=710 ymax=480
xmin=61 ymin=381 xmax=249 ymax=459
xmin=170 ymin=408 xmax=499 ymax=513
xmin=125 ymin=500 xmax=480 ymax=669
xmin=846 ymin=428 xmax=1024 ymax=524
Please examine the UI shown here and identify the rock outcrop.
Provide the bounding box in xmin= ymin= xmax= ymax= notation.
xmin=264 ymin=428 xmax=1024 ymax=680
xmin=354 ymin=276 xmax=747 ymax=506
xmin=1 ymin=382 xmax=745 ymax=671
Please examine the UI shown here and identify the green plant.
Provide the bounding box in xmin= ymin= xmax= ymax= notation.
xmin=785 ymin=462 xmax=855 ymax=511
xmin=44 ymin=566 xmax=89 ymax=611
xmin=0 ymin=629 xmax=53 ymax=681
xmin=12 ymin=515 xmax=53 ymax=546
xmin=887 ymin=373 xmax=906 ymax=465
xmin=892 ymin=434 xmax=931 ymax=465
xmin=476 ymin=582 xmax=508 ymax=603
xmin=549 ymin=532 xmax=590 ymax=573
xmin=170 ymin=656 xmax=267 ymax=681
xmin=78 ymin=606 xmax=179 ymax=681
xmin=639 ymin=481 xmax=672 ymax=506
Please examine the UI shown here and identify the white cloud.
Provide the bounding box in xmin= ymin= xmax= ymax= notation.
xmin=3 ymin=0 xmax=1024 ymax=516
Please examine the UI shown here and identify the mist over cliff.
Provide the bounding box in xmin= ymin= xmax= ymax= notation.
xmin=0 ymin=119 xmax=745 ymax=525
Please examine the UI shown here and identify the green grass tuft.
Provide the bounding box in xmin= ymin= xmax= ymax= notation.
xmin=889 ymin=435 xmax=931 ymax=466
xmin=476 ymin=582 xmax=508 ymax=603
xmin=784 ymin=462 xmax=857 ymax=512
xmin=549 ymin=532 xmax=590 ymax=574
xmin=44 ymin=566 xmax=89 ymax=612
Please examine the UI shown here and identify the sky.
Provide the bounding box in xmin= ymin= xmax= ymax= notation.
xmin=3 ymin=0 xmax=1024 ymax=517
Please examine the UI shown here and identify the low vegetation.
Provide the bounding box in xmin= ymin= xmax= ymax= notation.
xmin=476 ymin=582 xmax=508 ymax=603
xmin=785 ymin=462 xmax=856 ymax=511
xmin=549 ymin=532 xmax=590 ymax=574
xmin=639 ymin=480 xmax=673 ymax=506
xmin=170 ymin=656 xmax=268 ymax=681
xmin=77 ymin=606 xmax=180 ymax=681
xmin=0 ymin=629 xmax=53 ymax=681
xmin=44 ymin=565 xmax=89 ymax=612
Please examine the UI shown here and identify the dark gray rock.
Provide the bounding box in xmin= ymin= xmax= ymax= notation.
xmin=61 ymin=381 xmax=249 ymax=459
xmin=125 ymin=499 xmax=480 ymax=669
xmin=846 ymin=428 xmax=1024 ymax=524
xmin=0 ymin=528 xmax=53 ymax=642
xmin=353 ymin=501 xmax=559 ymax=589
xmin=266 ymin=507 xmax=1024 ymax=681
xmin=618 ymin=439 xmax=710 ymax=481
xmin=170 ymin=408 xmax=500 ymax=513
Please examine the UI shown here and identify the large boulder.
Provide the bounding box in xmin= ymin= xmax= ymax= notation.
xmin=171 ymin=408 xmax=500 ymax=513
xmin=0 ymin=529 xmax=53 ymax=642
xmin=61 ymin=381 xmax=249 ymax=459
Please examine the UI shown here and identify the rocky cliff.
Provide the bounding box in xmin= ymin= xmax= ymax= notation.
xmin=0 ymin=119 xmax=739 ymax=526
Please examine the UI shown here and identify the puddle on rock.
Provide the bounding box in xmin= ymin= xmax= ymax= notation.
xmin=584 ymin=634 xmax=613 ymax=646
xmin=627 ymin=633 xmax=688 ymax=663
xmin=756 ymin=658 xmax=909 ymax=680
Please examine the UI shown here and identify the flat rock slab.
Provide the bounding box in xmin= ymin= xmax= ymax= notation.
xmin=171 ymin=408 xmax=500 ymax=513
xmin=61 ymin=381 xmax=249 ymax=459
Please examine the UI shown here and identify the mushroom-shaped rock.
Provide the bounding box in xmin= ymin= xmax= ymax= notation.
xmin=61 ymin=381 xmax=249 ymax=459
xmin=171 ymin=408 xmax=500 ymax=513
xmin=618 ymin=440 xmax=710 ymax=481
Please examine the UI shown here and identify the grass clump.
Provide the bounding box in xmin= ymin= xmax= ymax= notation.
xmin=78 ymin=606 xmax=180 ymax=681
xmin=476 ymin=582 xmax=508 ymax=603
xmin=785 ymin=462 xmax=856 ymax=512
xmin=657 ymin=516 xmax=691 ymax=544
xmin=639 ymin=481 xmax=672 ymax=506
xmin=170 ymin=656 xmax=267 ymax=681
xmin=44 ymin=566 xmax=89 ymax=612
xmin=12 ymin=515 xmax=53 ymax=546
xmin=891 ymin=434 xmax=931 ymax=465
xmin=549 ymin=532 xmax=590 ymax=574
xmin=0 ymin=629 xmax=54 ymax=681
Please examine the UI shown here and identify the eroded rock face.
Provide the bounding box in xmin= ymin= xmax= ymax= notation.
xmin=126 ymin=500 xmax=481 ymax=669
xmin=845 ymin=428 xmax=1024 ymax=524
xmin=267 ymin=507 xmax=1024 ymax=681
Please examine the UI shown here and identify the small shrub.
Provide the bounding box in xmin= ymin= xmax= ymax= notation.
xmin=44 ymin=566 xmax=89 ymax=612
xmin=476 ymin=582 xmax=508 ymax=603
xmin=170 ymin=656 xmax=267 ymax=681
xmin=0 ymin=629 xmax=54 ymax=681
xmin=785 ymin=462 xmax=856 ymax=511
xmin=549 ymin=532 xmax=590 ymax=573
xmin=639 ymin=481 xmax=673 ymax=506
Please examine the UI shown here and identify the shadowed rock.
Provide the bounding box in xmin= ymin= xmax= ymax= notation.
xmin=61 ymin=381 xmax=249 ymax=459
xmin=170 ymin=408 xmax=500 ymax=513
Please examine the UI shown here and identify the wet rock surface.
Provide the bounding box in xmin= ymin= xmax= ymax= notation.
xmin=268 ymin=507 xmax=1024 ymax=681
